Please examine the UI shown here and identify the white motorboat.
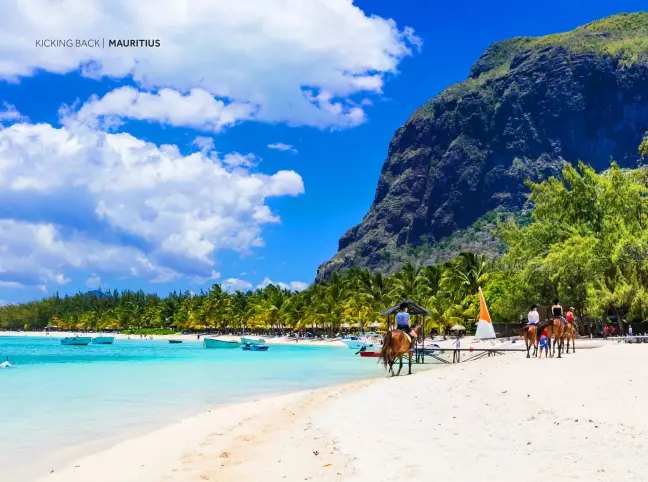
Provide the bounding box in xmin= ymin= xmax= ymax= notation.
xmin=61 ymin=336 xmax=92 ymax=346
xmin=341 ymin=335 xmax=374 ymax=350
xmin=0 ymin=357 xmax=13 ymax=368
xmin=203 ymin=338 xmax=241 ymax=349
xmin=241 ymin=336 xmax=265 ymax=346
xmin=92 ymin=336 xmax=115 ymax=345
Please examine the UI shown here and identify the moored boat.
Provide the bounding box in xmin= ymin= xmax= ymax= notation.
xmin=61 ymin=336 xmax=92 ymax=346
xmin=168 ymin=339 xmax=183 ymax=344
xmin=359 ymin=350 xmax=381 ymax=358
xmin=341 ymin=335 xmax=374 ymax=350
xmin=241 ymin=336 xmax=265 ymax=346
xmin=92 ymin=336 xmax=115 ymax=345
xmin=203 ymin=338 xmax=241 ymax=349
xmin=242 ymin=343 xmax=269 ymax=351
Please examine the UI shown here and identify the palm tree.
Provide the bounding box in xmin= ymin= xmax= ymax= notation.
xmin=390 ymin=262 xmax=431 ymax=301
xmin=440 ymin=252 xmax=490 ymax=297
xmin=303 ymin=273 xmax=349 ymax=335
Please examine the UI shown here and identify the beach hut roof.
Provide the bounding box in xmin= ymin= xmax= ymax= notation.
xmin=450 ymin=324 xmax=466 ymax=331
xmin=340 ymin=322 xmax=351 ymax=328
xmin=380 ymin=299 xmax=432 ymax=317
xmin=368 ymin=321 xmax=382 ymax=328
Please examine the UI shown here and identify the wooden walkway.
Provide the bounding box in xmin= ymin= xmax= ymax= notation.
xmin=414 ymin=345 xmax=526 ymax=364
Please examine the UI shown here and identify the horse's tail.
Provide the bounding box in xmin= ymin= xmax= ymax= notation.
xmin=380 ymin=331 xmax=393 ymax=370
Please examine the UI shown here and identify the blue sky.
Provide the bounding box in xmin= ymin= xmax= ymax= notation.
xmin=0 ymin=0 xmax=644 ymax=303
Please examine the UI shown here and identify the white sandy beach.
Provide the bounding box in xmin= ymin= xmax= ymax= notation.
xmin=33 ymin=341 xmax=648 ymax=482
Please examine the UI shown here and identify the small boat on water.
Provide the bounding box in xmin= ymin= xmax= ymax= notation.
xmin=61 ymin=336 xmax=92 ymax=346
xmin=92 ymin=336 xmax=115 ymax=345
xmin=359 ymin=350 xmax=381 ymax=358
xmin=242 ymin=343 xmax=269 ymax=351
xmin=168 ymin=339 xmax=183 ymax=344
xmin=241 ymin=336 xmax=265 ymax=346
xmin=341 ymin=335 xmax=375 ymax=350
xmin=0 ymin=357 xmax=13 ymax=368
xmin=203 ymin=338 xmax=240 ymax=349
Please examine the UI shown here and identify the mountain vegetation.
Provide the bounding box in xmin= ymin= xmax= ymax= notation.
xmin=318 ymin=12 xmax=648 ymax=280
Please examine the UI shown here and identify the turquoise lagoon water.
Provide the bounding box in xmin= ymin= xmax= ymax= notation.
xmin=0 ymin=336 xmax=384 ymax=481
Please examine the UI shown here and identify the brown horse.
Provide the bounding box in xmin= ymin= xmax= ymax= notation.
xmin=546 ymin=317 xmax=565 ymax=358
xmin=380 ymin=324 xmax=423 ymax=376
xmin=565 ymin=321 xmax=576 ymax=354
xmin=523 ymin=324 xmax=538 ymax=358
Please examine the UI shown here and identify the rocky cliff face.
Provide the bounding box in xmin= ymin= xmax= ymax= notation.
xmin=317 ymin=12 xmax=648 ymax=281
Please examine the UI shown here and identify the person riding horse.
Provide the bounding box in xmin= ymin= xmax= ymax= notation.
xmin=395 ymin=302 xmax=416 ymax=352
xmin=527 ymin=304 xmax=539 ymax=327
xmin=551 ymin=299 xmax=567 ymax=326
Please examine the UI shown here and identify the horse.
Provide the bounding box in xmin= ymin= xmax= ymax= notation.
xmin=379 ymin=324 xmax=423 ymax=376
xmin=546 ymin=317 xmax=566 ymax=358
xmin=523 ymin=324 xmax=538 ymax=358
xmin=565 ymin=320 xmax=577 ymax=354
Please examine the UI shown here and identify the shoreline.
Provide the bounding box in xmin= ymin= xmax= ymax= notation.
xmin=0 ymin=331 xmax=347 ymax=347
xmin=3 ymin=333 xmax=390 ymax=482
xmin=34 ymin=342 xmax=647 ymax=481
xmin=35 ymin=380 xmax=380 ymax=482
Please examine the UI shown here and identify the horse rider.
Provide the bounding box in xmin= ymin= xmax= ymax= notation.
xmin=527 ymin=304 xmax=540 ymax=328
xmin=395 ymin=302 xmax=416 ymax=352
xmin=566 ymin=308 xmax=574 ymax=326
xmin=551 ymin=299 xmax=567 ymax=327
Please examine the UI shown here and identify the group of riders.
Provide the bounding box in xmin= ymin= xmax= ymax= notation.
xmin=382 ymin=299 xmax=577 ymax=376
xmin=523 ymin=299 xmax=577 ymax=358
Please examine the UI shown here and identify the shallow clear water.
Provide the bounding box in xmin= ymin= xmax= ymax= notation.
xmin=0 ymin=336 xmax=383 ymax=481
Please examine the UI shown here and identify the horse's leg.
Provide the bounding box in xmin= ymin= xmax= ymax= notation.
xmin=388 ymin=359 xmax=394 ymax=377
xmin=526 ymin=338 xmax=530 ymax=358
xmin=396 ymin=355 xmax=403 ymax=376
xmin=557 ymin=332 xmax=562 ymax=358
xmin=572 ymin=334 xmax=575 ymax=353
xmin=550 ymin=336 xmax=554 ymax=357
xmin=408 ymin=351 xmax=412 ymax=375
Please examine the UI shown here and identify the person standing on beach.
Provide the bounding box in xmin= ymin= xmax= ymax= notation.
xmin=453 ymin=336 xmax=461 ymax=363
xmin=603 ymin=324 xmax=608 ymax=338
xmin=538 ymin=328 xmax=549 ymax=358
xmin=395 ymin=303 xmax=416 ymax=351
xmin=629 ymin=325 xmax=633 ymax=337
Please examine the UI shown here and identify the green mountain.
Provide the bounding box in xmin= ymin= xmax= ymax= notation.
xmin=317 ymin=12 xmax=648 ymax=281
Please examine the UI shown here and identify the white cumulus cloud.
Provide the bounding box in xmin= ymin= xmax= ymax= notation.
xmin=268 ymin=143 xmax=298 ymax=154
xmin=0 ymin=0 xmax=420 ymax=130
xmin=257 ymin=277 xmax=309 ymax=292
xmin=67 ymin=87 xmax=255 ymax=132
xmin=0 ymin=103 xmax=28 ymax=124
xmin=221 ymin=278 xmax=253 ymax=292
xmin=0 ymin=121 xmax=304 ymax=288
